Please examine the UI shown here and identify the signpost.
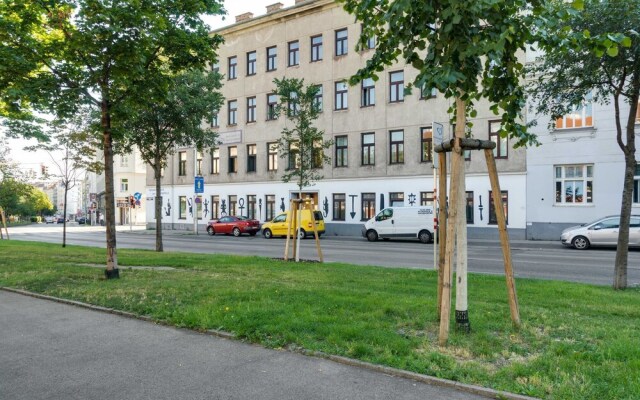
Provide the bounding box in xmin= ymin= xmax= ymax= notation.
xmin=433 ymin=122 xmax=445 ymax=271
xmin=194 ymin=176 xmax=204 ymax=235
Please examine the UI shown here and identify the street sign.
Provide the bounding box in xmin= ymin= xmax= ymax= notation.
xmin=194 ymin=176 xmax=204 ymax=193
xmin=433 ymin=122 xmax=445 ymax=166
xmin=116 ymin=199 xmax=130 ymax=208
xmin=133 ymin=192 xmax=142 ymax=201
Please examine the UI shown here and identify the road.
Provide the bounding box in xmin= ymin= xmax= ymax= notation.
xmin=7 ymin=223 xmax=640 ymax=286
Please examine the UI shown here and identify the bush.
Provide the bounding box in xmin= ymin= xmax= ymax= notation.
xmin=30 ymin=216 xmax=41 ymax=223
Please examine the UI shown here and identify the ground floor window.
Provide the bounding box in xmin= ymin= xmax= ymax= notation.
xmin=333 ymin=193 xmax=346 ymax=221
xmin=196 ymin=196 xmax=202 ymax=220
xmin=489 ymin=191 xmax=508 ymax=225
xmin=634 ymin=164 xmax=640 ymax=204
xmin=247 ymin=195 xmax=256 ymax=219
xmin=211 ymin=195 xmax=219 ymax=219
xmin=265 ymin=195 xmax=275 ymax=222
xmin=555 ymin=164 xmax=593 ymax=204
xmin=229 ymin=195 xmax=237 ymax=216
xmin=179 ymin=196 xmax=187 ymax=219
xmin=361 ymin=193 xmax=376 ymax=221
xmin=466 ymin=191 xmax=474 ymax=224
xmin=389 ymin=192 xmax=404 ymax=207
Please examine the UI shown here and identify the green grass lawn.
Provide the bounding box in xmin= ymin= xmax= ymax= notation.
xmin=1 ymin=240 xmax=639 ymax=399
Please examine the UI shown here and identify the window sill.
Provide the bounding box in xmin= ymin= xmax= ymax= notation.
xmin=335 ymin=165 xmax=348 ymax=168
xmin=553 ymin=203 xmax=594 ymax=207
xmin=388 ymin=100 xmax=405 ymax=105
xmin=361 ymin=104 xmax=375 ymax=108
xmin=288 ymin=64 xmax=300 ymax=68
xmin=334 ymin=108 xmax=349 ymax=112
xmin=361 ymin=164 xmax=376 ymax=167
xmin=310 ymin=59 xmax=323 ymax=63
xmin=227 ymin=124 xmax=237 ymax=127
xmin=266 ymin=69 xmax=277 ymax=73
xmin=246 ymin=74 xmax=256 ymax=77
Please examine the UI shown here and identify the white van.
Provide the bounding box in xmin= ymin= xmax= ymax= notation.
xmin=362 ymin=206 xmax=435 ymax=243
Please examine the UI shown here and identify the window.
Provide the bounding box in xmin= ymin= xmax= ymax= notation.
xmin=120 ymin=178 xmax=128 ymax=192
xmin=420 ymin=85 xmax=437 ymax=99
xmin=179 ymin=196 xmax=187 ymax=219
xmin=196 ymin=151 xmax=203 ymax=176
xmin=288 ymin=41 xmax=299 ymax=66
xmin=267 ymin=93 xmax=278 ymax=120
xmin=287 ymin=91 xmax=299 ymax=116
xmin=312 ymin=140 xmax=323 ymax=169
xmin=489 ymin=191 xmax=508 ymax=225
xmin=211 ymin=62 xmax=220 ymax=73
xmin=389 ymin=130 xmax=404 ymax=164
xmin=333 ymin=194 xmax=346 ymax=221
xmin=489 ymin=120 xmax=508 ymax=159
xmin=210 ymin=149 xmax=219 ymax=174
xmin=228 ymin=195 xmax=237 ymax=216
xmin=466 ymin=191 xmax=474 ymax=224
xmin=247 ymin=195 xmax=256 ymax=219
xmin=421 ymin=127 xmax=433 ymax=163
xmin=246 ymin=51 xmax=256 ymax=76
xmin=211 ymin=195 xmax=219 ymax=219
xmin=211 ymin=112 xmax=219 ymax=128
xmin=266 ymin=46 xmax=277 ymax=71
xmin=420 ymin=191 xmax=434 ymax=206
xmin=228 ymin=146 xmax=238 ymax=173
xmin=228 ymin=56 xmax=237 ymax=80
xmin=361 ymin=193 xmax=376 ymax=221
xmin=196 ymin=196 xmax=203 ymax=220
xmin=555 ymin=164 xmax=593 ymax=204
xmin=335 ymin=81 xmax=348 ymax=110
xmin=311 ymin=35 xmax=323 ymax=61
xmin=288 ymin=142 xmax=300 ymax=170
xmin=228 ymin=100 xmax=237 ymax=125
xmin=556 ymin=92 xmax=593 ymax=129
xmin=313 ymin=85 xmax=323 ymax=112
xmin=634 ymin=164 xmax=640 ymax=204
xmin=361 ymin=78 xmax=375 ymax=107
xmin=335 ymin=135 xmax=348 ymax=167
xmin=335 ymin=28 xmax=348 ymax=56
xmin=247 ymin=97 xmax=256 ymax=123
xmin=453 ymin=125 xmax=471 ymax=161
xmin=178 ymin=151 xmax=187 ymax=176
xmin=120 ymin=156 xmax=128 ymax=167
xmin=267 ymin=142 xmax=278 ymax=171
xmin=247 ymin=144 xmax=256 ymax=173
xmin=390 ymin=192 xmax=404 ymax=207
xmin=361 ymin=132 xmax=375 ymax=165
xmin=265 ymin=195 xmax=276 ymax=222
xmin=389 ymin=70 xmax=404 ymax=103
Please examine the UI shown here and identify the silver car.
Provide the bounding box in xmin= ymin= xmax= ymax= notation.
xmin=560 ymin=215 xmax=640 ymax=249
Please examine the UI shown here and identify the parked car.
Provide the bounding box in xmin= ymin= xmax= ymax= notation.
xmin=56 ymin=217 xmax=65 ymax=224
xmin=262 ymin=210 xmax=325 ymax=239
xmin=76 ymin=217 xmax=87 ymax=225
xmin=44 ymin=216 xmax=55 ymax=224
xmin=560 ymin=215 xmax=640 ymax=249
xmin=362 ymin=206 xmax=435 ymax=243
xmin=207 ymin=215 xmax=261 ymax=237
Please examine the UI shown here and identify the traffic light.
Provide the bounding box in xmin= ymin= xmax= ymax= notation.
xmin=129 ymin=195 xmax=135 ymax=208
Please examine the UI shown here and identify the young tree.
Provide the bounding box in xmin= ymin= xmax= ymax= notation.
xmin=529 ymin=0 xmax=639 ymax=290
xmin=0 ymin=0 xmax=223 ymax=278
xmin=116 ymin=69 xmax=223 ymax=252
xmin=273 ymin=78 xmax=332 ymax=261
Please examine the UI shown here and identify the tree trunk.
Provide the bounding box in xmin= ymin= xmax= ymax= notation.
xmin=101 ymin=98 xmax=119 ymax=279
xmin=62 ymin=184 xmax=68 ymax=248
xmin=613 ymin=92 xmax=638 ymax=290
xmin=455 ymin=155 xmax=469 ymax=333
xmin=154 ymin=160 xmax=164 ymax=252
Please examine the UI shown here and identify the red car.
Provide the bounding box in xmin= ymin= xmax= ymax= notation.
xmin=207 ymin=216 xmax=261 ymax=237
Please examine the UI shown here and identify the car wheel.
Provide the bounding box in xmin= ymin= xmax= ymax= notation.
xmin=207 ymin=226 xmax=215 ymax=236
xmin=232 ymin=227 xmax=241 ymax=237
xmin=297 ymin=228 xmax=306 ymax=239
xmin=572 ymin=236 xmax=590 ymax=250
xmin=263 ymin=229 xmax=273 ymax=239
xmin=366 ymin=229 xmax=378 ymax=242
xmin=419 ymin=230 xmax=432 ymax=244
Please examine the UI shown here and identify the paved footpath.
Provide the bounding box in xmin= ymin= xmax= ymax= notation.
xmin=0 ymin=290 xmax=493 ymax=400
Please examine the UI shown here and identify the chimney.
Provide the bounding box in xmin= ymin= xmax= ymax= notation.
xmin=266 ymin=2 xmax=284 ymax=13
xmin=235 ymin=12 xmax=253 ymax=23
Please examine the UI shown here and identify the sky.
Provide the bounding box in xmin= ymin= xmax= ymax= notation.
xmin=4 ymin=0 xmax=295 ymax=177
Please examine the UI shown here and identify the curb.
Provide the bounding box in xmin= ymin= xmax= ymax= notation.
xmin=1 ymin=287 xmax=538 ymax=400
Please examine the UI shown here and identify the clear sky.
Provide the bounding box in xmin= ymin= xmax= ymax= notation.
xmin=5 ymin=1 xmax=296 ymax=175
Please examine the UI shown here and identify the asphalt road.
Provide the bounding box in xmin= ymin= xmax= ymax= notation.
xmin=7 ymin=223 xmax=640 ymax=287
xmin=0 ymin=290 xmax=489 ymax=400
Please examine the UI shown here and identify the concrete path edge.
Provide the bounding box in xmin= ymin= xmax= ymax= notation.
xmin=1 ymin=286 xmax=538 ymax=400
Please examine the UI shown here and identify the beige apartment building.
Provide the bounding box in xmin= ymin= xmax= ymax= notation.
xmin=147 ymin=0 xmax=527 ymax=238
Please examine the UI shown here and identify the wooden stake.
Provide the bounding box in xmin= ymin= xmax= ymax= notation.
xmin=0 ymin=207 xmax=9 ymax=240
xmin=284 ymin=200 xmax=294 ymax=260
xmin=436 ymin=152 xmax=447 ymax=320
xmin=291 ymin=200 xmax=299 ymax=261
xmin=455 ymin=159 xmax=470 ymax=333
xmin=484 ymin=149 xmax=521 ymax=328
xmin=308 ymin=200 xmax=324 ymax=262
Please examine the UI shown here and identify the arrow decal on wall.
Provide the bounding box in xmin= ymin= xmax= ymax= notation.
xmin=349 ymin=194 xmax=358 ymax=219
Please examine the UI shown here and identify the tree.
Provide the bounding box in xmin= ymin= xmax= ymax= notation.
xmin=0 ymin=0 xmax=224 ymax=278
xmin=116 ymin=69 xmax=223 ymax=252
xmin=273 ymin=78 xmax=332 ymax=261
xmin=528 ymin=0 xmax=639 ymax=290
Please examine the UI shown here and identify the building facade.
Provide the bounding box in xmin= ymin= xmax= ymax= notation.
xmin=146 ymin=0 xmax=528 ymax=238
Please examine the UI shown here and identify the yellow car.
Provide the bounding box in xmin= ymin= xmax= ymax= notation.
xmin=262 ymin=210 xmax=325 ymax=239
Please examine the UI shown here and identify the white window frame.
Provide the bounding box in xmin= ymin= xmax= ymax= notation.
xmin=554 ymin=164 xmax=593 ymax=205
xmin=555 ymin=92 xmax=593 ymax=129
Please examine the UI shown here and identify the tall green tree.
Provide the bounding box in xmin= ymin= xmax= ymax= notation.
xmin=0 ymin=0 xmax=224 ymax=278
xmin=273 ymin=78 xmax=332 ymax=261
xmin=116 ymin=69 xmax=223 ymax=252
xmin=529 ymin=0 xmax=639 ymax=289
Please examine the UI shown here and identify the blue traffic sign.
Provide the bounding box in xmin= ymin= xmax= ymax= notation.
xmin=133 ymin=192 xmax=142 ymax=201
xmin=194 ymin=176 xmax=204 ymax=193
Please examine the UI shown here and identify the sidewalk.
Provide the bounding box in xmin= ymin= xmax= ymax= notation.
xmin=0 ymin=290 xmax=532 ymax=400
